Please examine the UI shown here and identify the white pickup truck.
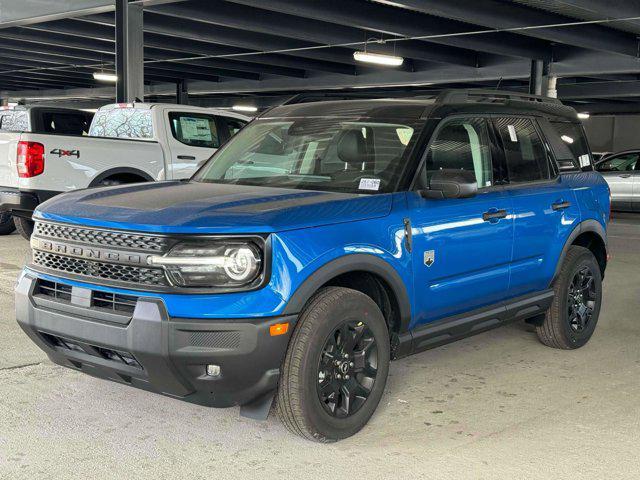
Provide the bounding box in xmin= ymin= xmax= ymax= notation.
xmin=0 ymin=103 xmax=250 ymax=239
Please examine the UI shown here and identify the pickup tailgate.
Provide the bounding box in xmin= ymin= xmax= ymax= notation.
xmin=13 ymin=134 xmax=166 ymax=192
xmin=0 ymin=131 xmax=20 ymax=189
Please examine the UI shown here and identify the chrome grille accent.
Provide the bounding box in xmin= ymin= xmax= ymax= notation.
xmin=32 ymin=250 xmax=168 ymax=286
xmin=34 ymin=221 xmax=167 ymax=251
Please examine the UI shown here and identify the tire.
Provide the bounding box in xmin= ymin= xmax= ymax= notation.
xmin=276 ymin=286 xmax=390 ymax=442
xmin=0 ymin=212 xmax=15 ymax=235
xmin=536 ymin=246 xmax=602 ymax=349
xmin=97 ymin=178 xmax=123 ymax=187
xmin=14 ymin=216 xmax=34 ymax=241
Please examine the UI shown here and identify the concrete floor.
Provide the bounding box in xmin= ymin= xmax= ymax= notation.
xmin=1 ymin=214 xmax=639 ymax=480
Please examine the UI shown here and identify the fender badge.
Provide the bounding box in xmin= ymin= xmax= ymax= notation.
xmin=424 ymin=250 xmax=435 ymax=267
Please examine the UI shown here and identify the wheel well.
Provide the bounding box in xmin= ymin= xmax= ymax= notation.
xmin=322 ymin=271 xmax=401 ymax=335
xmin=99 ymin=172 xmax=148 ymax=185
xmin=572 ymin=231 xmax=607 ymax=276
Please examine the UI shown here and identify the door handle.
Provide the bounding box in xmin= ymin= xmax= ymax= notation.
xmin=551 ymin=200 xmax=571 ymax=211
xmin=177 ymin=155 xmax=196 ymax=160
xmin=618 ymin=173 xmax=632 ymax=178
xmin=482 ymin=209 xmax=508 ymax=222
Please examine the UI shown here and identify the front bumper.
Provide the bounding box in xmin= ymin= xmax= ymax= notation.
xmin=0 ymin=187 xmax=61 ymax=217
xmin=15 ymin=273 xmax=295 ymax=409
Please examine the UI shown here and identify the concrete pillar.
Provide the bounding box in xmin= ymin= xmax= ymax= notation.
xmin=529 ymin=59 xmax=549 ymax=96
xmin=115 ymin=0 xmax=144 ymax=103
xmin=176 ymin=80 xmax=189 ymax=105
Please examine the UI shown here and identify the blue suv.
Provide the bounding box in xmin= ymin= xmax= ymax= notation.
xmin=16 ymin=91 xmax=610 ymax=442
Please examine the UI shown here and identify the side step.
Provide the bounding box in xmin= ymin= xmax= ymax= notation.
xmin=394 ymin=290 xmax=554 ymax=358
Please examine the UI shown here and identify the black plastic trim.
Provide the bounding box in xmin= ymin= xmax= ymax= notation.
xmin=394 ymin=290 xmax=554 ymax=359
xmin=282 ymin=253 xmax=412 ymax=333
xmin=551 ymin=219 xmax=607 ymax=283
xmin=0 ymin=187 xmax=62 ymax=217
xmin=16 ymin=273 xmax=295 ymax=410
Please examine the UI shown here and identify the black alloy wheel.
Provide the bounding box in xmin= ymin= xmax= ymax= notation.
xmin=567 ymin=266 xmax=597 ymax=333
xmin=316 ymin=320 xmax=378 ymax=418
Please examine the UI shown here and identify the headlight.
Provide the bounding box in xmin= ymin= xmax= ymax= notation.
xmin=148 ymin=240 xmax=263 ymax=288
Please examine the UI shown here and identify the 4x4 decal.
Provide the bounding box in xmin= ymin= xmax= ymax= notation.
xmin=50 ymin=148 xmax=80 ymax=158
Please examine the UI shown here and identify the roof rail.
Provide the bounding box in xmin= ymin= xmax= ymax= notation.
xmin=280 ymin=91 xmax=392 ymax=106
xmin=435 ymin=89 xmax=562 ymax=105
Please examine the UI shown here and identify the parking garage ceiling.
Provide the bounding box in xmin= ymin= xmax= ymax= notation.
xmin=2 ymin=0 xmax=640 ymax=112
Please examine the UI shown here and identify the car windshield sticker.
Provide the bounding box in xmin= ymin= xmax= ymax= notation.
xmin=507 ymin=125 xmax=518 ymax=142
xmin=359 ymin=178 xmax=381 ymax=191
xmin=579 ymin=154 xmax=590 ymax=168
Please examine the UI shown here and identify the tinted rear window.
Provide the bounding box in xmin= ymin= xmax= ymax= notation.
xmin=40 ymin=112 xmax=92 ymax=135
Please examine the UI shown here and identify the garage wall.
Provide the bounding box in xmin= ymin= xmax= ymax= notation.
xmin=583 ymin=115 xmax=640 ymax=153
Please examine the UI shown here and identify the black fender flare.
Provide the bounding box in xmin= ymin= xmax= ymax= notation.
xmin=282 ymin=254 xmax=412 ymax=333
xmin=552 ymin=219 xmax=607 ymax=282
xmin=89 ymin=167 xmax=154 ymax=187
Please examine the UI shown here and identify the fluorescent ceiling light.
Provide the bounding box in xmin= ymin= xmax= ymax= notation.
xmin=577 ymin=112 xmax=590 ymax=119
xmin=93 ymin=72 xmax=118 ymax=82
xmin=353 ymin=51 xmax=404 ymax=66
xmin=232 ymin=105 xmax=258 ymax=113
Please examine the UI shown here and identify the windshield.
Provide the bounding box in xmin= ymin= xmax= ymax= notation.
xmin=89 ymin=107 xmax=154 ymax=140
xmin=193 ymin=117 xmax=423 ymax=193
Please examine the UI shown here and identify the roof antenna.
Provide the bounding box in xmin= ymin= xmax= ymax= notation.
xmin=495 ymin=77 xmax=503 ymax=90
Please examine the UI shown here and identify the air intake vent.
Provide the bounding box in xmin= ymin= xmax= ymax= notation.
xmin=34 ymin=279 xmax=72 ymax=302
xmin=92 ymin=291 xmax=138 ymax=316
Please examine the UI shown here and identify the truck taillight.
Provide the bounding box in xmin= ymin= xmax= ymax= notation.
xmin=17 ymin=141 xmax=45 ymax=178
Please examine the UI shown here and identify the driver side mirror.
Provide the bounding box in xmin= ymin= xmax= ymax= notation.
xmin=419 ymin=169 xmax=478 ymax=200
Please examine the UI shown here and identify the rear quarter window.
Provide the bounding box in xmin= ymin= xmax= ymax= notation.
xmin=550 ymin=121 xmax=592 ymax=171
xmin=89 ymin=108 xmax=154 ymax=139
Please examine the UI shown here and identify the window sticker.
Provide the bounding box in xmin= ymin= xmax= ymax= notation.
xmin=359 ymin=178 xmax=381 ymax=191
xmin=507 ymin=125 xmax=518 ymax=142
xmin=579 ymin=154 xmax=590 ymax=168
xmin=180 ymin=117 xmax=212 ymax=142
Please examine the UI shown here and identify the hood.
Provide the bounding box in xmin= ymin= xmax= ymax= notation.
xmin=35 ymin=181 xmax=393 ymax=234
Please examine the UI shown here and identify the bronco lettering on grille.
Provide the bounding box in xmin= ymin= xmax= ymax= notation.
xmin=34 ymin=238 xmax=146 ymax=266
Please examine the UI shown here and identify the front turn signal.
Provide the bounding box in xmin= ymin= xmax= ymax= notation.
xmin=269 ymin=322 xmax=289 ymax=336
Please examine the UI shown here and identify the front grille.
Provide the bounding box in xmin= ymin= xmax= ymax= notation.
xmin=33 ymin=250 xmax=168 ymax=286
xmin=34 ymin=222 xmax=168 ymax=252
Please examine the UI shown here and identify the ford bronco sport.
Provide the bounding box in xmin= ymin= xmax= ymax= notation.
xmin=16 ymin=90 xmax=610 ymax=442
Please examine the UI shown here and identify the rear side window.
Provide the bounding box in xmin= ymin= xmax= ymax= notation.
xmin=169 ymin=112 xmax=220 ymax=148
xmin=550 ymin=121 xmax=591 ymax=171
xmin=495 ymin=118 xmax=551 ymax=183
xmin=90 ymin=108 xmax=154 ymax=139
xmin=223 ymin=117 xmax=248 ymax=136
xmin=596 ymin=153 xmax=638 ymax=172
xmin=41 ymin=112 xmax=91 ymax=135
xmin=424 ymin=117 xmax=493 ymax=188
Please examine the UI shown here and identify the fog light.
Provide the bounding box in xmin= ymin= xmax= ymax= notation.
xmin=206 ymin=364 xmax=221 ymax=377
